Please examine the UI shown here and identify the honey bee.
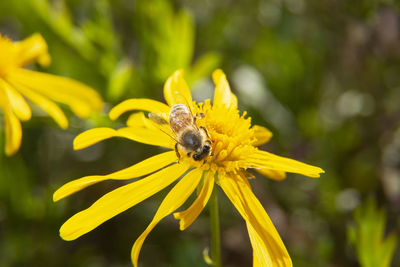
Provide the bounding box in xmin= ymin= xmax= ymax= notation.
xmin=149 ymin=103 xmax=212 ymax=162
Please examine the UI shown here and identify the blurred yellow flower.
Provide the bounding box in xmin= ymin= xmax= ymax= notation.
xmin=54 ymin=69 xmax=324 ymax=266
xmin=0 ymin=33 xmax=102 ymax=155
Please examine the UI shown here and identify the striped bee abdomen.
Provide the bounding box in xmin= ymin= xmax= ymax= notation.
xmin=169 ymin=104 xmax=194 ymax=135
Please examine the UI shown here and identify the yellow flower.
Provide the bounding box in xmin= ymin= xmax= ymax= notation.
xmin=0 ymin=33 xmax=102 ymax=155
xmin=54 ymin=69 xmax=324 ymax=266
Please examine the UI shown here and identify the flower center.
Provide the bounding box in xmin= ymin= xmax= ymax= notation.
xmin=0 ymin=35 xmax=18 ymax=77
xmin=183 ymin=100 xmax=257 ymax=174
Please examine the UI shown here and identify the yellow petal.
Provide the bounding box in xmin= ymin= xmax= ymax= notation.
xmin=109 ymin=99 xmax=170 ymax=120
xmin=126 ymin=112 xmax=175 ymax=146
xmin=256 ymin=168 xmax=286 ymax=181
xmin=53 ymin=151 xmax=177 ymax=202
xmin=16 ymin=69 xmax=101 ymax=109
xmin=0 ymin=88 xmax=22 ymax=156
xmin=6 ymin=79 xmax=68 ymax=129
xmin=212 ymin=69 xmax=237 ymax=109
xmin=252 ymin=125 xmax=273 ymax=146
xmin=59 ymin=163 xmax=189 ymax=241
xmin=8 ymin=69 xmax=102 ymax=118
xmin=14 ymin=33 xmax=51 ymax=67
xmin=247 ymin=150 xmax=324 ymax=178
xmin=73 ymin=126 xmax=175 ymax=151
xmin=126 ymin=112 xmax=172 ymax=136
xmin=0 ymin=79 xmax=31 ymax=121
xmin=247 ymin=223 xmax=276 ymax=267
xmin=126 ymin=112 xmax=148 ymax=127
xmin=219 ymin=173 xmax=292 ymax=267
xmin=173 ymin=171 xmax=215 ymax=230
xmin=73 ymin=128 xmax=117 ymax=150
xmin=131 ymin=168 xmax=203 ymax=267
xmin=230 ymin=92 xmax=238 ymax=109
xmin=116 ymin=127 xmax=175 ymax=149
xmin=126 ymin=112 xmax=150 ymax=128
xmin=163 ymin=69 xmax=193 ymax=109
xmin=3 ymin=108 xmax=22 ymax=156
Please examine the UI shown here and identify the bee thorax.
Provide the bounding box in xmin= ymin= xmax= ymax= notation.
xmin=181 ymin=131 xmax=202 ymax=151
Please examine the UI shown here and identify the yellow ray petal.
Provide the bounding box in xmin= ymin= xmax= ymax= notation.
xmin=0 ymin=79 xmax=31 ymax=121
xmin=219 ymin=173 xmax=292 ymax=267
xmin=230 ymin=92 xmax=238 ymax=109
xmin=3 ymin=108 xmax=22 ymax=156
xmin=126 ymin=112 xmax=148 ymax=127
xmin=126 ymin=112 xmax=172 ymax=134
xmin=109 ymin=99 xmax=170 ymax=120
xmin=73 ymin=126 xmax=175 ymax=151
xmin=126 ymin=112 xmax=175 ymax=145
xmin=14 ymin=69 xmax=101 ymax=108
xmin=14 ymin=33 xmax=51 ymax=67
xmin=53 ymin=151 xmax=177 ymax=202
xmin=252 ymin=125 xmax=273 ymax=146
xmin=116 ymin=127 xmax=175 ymax=149
xmin=173 ymin=171 xmax=214 ymax=230
xmin=59 ymin=163 xmax=189 ymax=241
xmin=73 ymin=128 xmax=118 ymax=150
xmin=0 ymin=88 xmax=22 ymax=156
xmin=255 ymin=168 xmax=286 ymax=181
xmin=247 ymin=150 xmax=324 ymax=178
xmin=163 ymin=69 xmax=193 ymax=109
xmin=131 ymin=168 xmax=203 ymax=267
xmin=6 ymin=79 xmax=68 ymax=129
xmin=247 ymin=223 xmax=275 ymax=267
xmin=212 ymin=69 xmax=237 ymax=109
xmin=8 ymin=69 xmax=102 ymax=118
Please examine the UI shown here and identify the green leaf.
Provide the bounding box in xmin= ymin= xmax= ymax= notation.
xmin=347 ymin=198 xmax=398 ymax=267
xmin=107 ymin=60 xmax=134 ymax=101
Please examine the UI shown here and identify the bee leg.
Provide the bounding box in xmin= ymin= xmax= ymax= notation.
xmin=205 ymin=139 xmax=214 ymax=156
xmin=175 ymin=143 xmax=181 ymax=162
xmin=200 ymin=126 xmax=211 ymax=140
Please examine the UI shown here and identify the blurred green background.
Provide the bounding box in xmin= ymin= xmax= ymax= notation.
xmin=0 ymin=0 xmax=399 ymax=266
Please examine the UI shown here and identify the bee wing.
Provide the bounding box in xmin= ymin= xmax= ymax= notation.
xmin=148 ymin=112 xmax=178 ymax=143
xmin=148 ymin=112 xmax=169 ymax=125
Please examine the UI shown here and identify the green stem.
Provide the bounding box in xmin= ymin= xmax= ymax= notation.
xmin=210 ymin=185 xmax=222 ymax=267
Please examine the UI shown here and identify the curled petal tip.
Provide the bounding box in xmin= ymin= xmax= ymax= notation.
xmin=59 ymin=224 xmax=77 ymax=241
xmin=53 ymin=191 xmax=62 ymax=202
xmin=109 ymin=99 xmax=170 ymax=120
xmin=176 ymin=69 xmax=185 ymax=75
xmin=172 ymin=212 xmax=185 ymax=231
xmin=211 ymin=69 xmax=225 ymax=81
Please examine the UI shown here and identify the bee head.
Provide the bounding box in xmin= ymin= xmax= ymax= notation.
xmin=193 ymin=143 xmax=211 ymax=161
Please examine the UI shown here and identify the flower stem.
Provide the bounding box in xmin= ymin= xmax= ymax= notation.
xmin=210 ymin=185 xmax=222 ymax=267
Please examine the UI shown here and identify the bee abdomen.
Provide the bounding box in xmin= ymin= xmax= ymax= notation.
xmin=169 ymin=104 xmax=193 ymax=134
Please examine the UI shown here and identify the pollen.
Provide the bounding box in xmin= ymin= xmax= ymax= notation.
xmin=183 ymin=99 xmax=258 ymax=174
